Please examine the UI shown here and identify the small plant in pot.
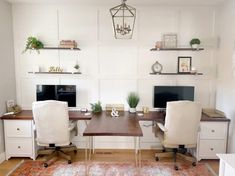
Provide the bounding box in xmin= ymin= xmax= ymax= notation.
xmin=190 ymin=38 xmax=201 ymax=49
xmin=22 ymin=36 xmax=44 ymax=54
xmin=90 ymin=101 xmax=102 ymax=114
xmin=127 ymin=92 xmax=140 ymax=113
xmin=74 ymin=64 xmax=80 ymax=73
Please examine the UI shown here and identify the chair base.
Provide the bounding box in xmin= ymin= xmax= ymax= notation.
xmin=38 ymin=144 xmax=77 ymax=167
xmin=155 ymin=148 xmax=197 ymax=170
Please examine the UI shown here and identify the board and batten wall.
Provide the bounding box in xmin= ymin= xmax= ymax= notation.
xmin=12 ymin=3 xmax=217 ymax=149
xmin=0 ymin=0 xmax=16 ymax=161
xmin=215 ymin=0 xmax=235 ymax=153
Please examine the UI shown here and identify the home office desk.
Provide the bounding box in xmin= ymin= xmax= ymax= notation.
xmin=1 ymin=110 xmax=230 ymax=162
xmin=83 ymin=112 xmax=143 ymax=166
xmin=1 ymin=110 xmax=93 ymax=160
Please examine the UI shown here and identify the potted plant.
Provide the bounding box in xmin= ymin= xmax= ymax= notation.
xmin=190 ymin=38 xmax=201 ymax=49
xmin=74 ymin=64 xmax=80 ymax=73
xmin=22 ymin=36 xmax=44 ymax=54
xmin=127 ymin=92 xmax=140 ymax=113
xmin=90 ymin=101 xmax=102 ymax=113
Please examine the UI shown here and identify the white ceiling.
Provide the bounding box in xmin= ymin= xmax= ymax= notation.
xmin=7 ymin=0 xmax=227 ymax=6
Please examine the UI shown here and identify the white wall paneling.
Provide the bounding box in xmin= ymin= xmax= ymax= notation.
xmin=215 ymin=0 xmax=235 ymax=153
xmin=12 ymin=4 xmax=217 ymax=149
xmin=0 ymin=0 xmax=16 ymax=156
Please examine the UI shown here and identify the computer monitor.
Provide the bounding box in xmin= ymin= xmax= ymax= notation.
xmin=153 ymin=86 xmax=194 ymax=110
xmin=36 ymin=85 xmax=76 ymax=107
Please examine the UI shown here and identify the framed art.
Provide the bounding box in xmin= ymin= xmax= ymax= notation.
xmin=178 ymin=56 xmax=192 ymax=73
xmin=162 ymin=33 xmax=177 ymax=48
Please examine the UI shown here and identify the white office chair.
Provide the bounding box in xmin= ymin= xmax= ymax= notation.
xmin=32 ymin=100 xmax=77 ymax=167
xmin=155 ymin=101 xmax=202 ymax=170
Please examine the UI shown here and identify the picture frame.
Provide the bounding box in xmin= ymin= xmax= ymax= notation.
xmin=178 ymin=56 xmax=192 ymax=73
xmin=162 ymin=33 xmax=177 ymax=48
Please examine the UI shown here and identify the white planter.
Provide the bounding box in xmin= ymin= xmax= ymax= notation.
xmin=129 ymin=108 xmax=136 ymax=113
xmin=191 ymin=44 xmax=199 ymax=49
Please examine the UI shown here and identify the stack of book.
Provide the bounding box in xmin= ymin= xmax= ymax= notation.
xmin=59 ymin=40 xmax=77 ymax=49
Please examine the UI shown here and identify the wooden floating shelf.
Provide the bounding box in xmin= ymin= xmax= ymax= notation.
xmin=150 ymin=48 xmax=204 ymax=51
xmin=28 ymin=72 xmax=82 ymax=75
xmin=42 ymin=47 xmax=81 ymax=51
xmin=150 ymin=72 xmax=203 ymax=75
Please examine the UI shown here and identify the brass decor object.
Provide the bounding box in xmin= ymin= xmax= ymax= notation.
xmin=110 ymin=0 xmax=136 ymax=39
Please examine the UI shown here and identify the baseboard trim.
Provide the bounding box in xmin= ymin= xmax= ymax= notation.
xmin=0 ymin=152 xmax=5 ymax=164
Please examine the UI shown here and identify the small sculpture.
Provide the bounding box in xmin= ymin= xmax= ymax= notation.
xmin=49 ymin=66 xmax=63 ymax=72
xmin=111 ymin=107 xmax=119 ymax=117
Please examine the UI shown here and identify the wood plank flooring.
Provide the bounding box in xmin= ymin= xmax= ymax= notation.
xmin=0 ymin=149 xmax=219 ymax=176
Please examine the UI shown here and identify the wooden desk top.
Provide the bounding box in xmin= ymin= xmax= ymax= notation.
xmin=83 ymin=112 xmax=143 ymax=137
xmin=0 ymin=110 xmax=230 ymax=122
xmin=1 ymin=110 xmax=229 ymax=138
xmin=201 ymin=113 xmax=230 ymax=122
xmin=0 ymin=110 xmax=93 ymax=120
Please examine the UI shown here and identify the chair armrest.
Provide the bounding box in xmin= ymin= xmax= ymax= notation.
xmin=68 ymin=120 xmax=77 ymax=131
xmin=157 ymin=123 xmax=167 ymax=132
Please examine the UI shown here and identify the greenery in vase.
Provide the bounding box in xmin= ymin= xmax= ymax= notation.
xmin=22 ymin=36 xmax=44 ymax=54
xmin=74 ymin=64 xmax=80 ymax=71
xmin=90 ymin=101 xmax=102 ymax=113
xmin=127 ymin=92 xmax=140 ymax=108
xmin=190 ymin=38 xmax=201 ymax=46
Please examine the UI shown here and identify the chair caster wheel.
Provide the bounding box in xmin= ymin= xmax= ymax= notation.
xmin=44 ymin=163 xmax=48 ymax=168
xmin=192 ymin=162 xmax=197 ymax=166
xmin=174 ymin=165 xmax=179 ymax=170
xmin=68 ymin=160 xmax=72 ymax=164
xmin=155 ymin=157 xmax=159 ymax=161
xmin=74 ymin=150 xmax=77 ymax=154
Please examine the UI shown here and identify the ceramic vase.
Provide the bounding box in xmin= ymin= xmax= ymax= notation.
xmin=129 ymin=108 xmax=136 ymax=113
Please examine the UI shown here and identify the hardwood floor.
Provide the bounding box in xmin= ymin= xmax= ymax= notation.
xmin=0 ymin=149 xmax=219 ymax=176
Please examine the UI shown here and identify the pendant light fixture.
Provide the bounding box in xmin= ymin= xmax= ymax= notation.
xmin=110 ymin=0 xmax=136 ymax=39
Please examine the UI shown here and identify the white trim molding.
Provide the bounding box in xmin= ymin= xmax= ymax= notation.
xmin=0 ymin=152 xmax=6 ymax=163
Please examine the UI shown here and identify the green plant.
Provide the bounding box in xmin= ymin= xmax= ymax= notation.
xmin=74 ymin=64 xmax=80 ymax=70
xmin=127 ymin=92 xmax=140 ymax=108
xmin=90 ymin=101 xmax=102 ymax=113
xmin=22 ymin=36 xmax=44 ymax=54
xmin=190 ymin=38 xmax=201 ymax=46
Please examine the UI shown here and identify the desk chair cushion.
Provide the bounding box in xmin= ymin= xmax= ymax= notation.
xmin=33 ymin=100 xmax=71 ymax=146
xmin=161 ymin=101 xmax=202 ymax=148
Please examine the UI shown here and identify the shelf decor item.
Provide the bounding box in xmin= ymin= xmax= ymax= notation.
xmin=178 ymin=56 xmax=192 ymax=73
xmin=110 ymin=0 xmax=136 ymax=39
xmin=74 ymin=64 xmax=80 ymax=73
xmin=127 ymin=92 xmax=140 ymax=113
xmin=190 ymin=67 xmax=197 ymax=74
xmin=151 ymin=61 xmax=163 ymax=74
xmin=49 ymin=66 xmax=63 ymax=73
xmin=22 ymin=36 xmax=44 ymax=54
xmin=59 ymin=40 xmax=77 ymax=49
xmin=90 ymin=101 xmax=102 ymax=114
xmin=190 ymin=38 xmax=201 ymax=49
xmin=162 ymin=33 xmax=177 ymax=48
xmin=155 ymin=41 xmax=163 ymax=49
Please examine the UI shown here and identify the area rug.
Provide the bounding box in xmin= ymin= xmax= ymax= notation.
xmin=7 ymin=160 xmax=217 ymax=176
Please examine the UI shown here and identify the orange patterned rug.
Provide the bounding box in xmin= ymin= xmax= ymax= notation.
xmin=8 ymin=160 xmax=217 ymax=176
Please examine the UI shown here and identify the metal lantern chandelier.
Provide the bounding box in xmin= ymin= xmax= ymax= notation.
xmin=110 ymin=0 xmax=136 ymax=39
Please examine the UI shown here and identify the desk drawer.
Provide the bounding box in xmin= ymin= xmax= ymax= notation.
xmin=199 ymin=140 xmax=225 ymax=159
xmin=7 ymin=138 xmax=33 ymax=156
xmin=5 ymin=120 xmax=32 ymax=138
xmin=200 ymin=122 xmax=227 ymax=140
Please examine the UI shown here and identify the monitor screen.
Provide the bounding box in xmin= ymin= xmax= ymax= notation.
xmin=153 ymin=86 xmax=194 ymax=109
xmin=36 ymin=85 xmax=76 ymax=107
